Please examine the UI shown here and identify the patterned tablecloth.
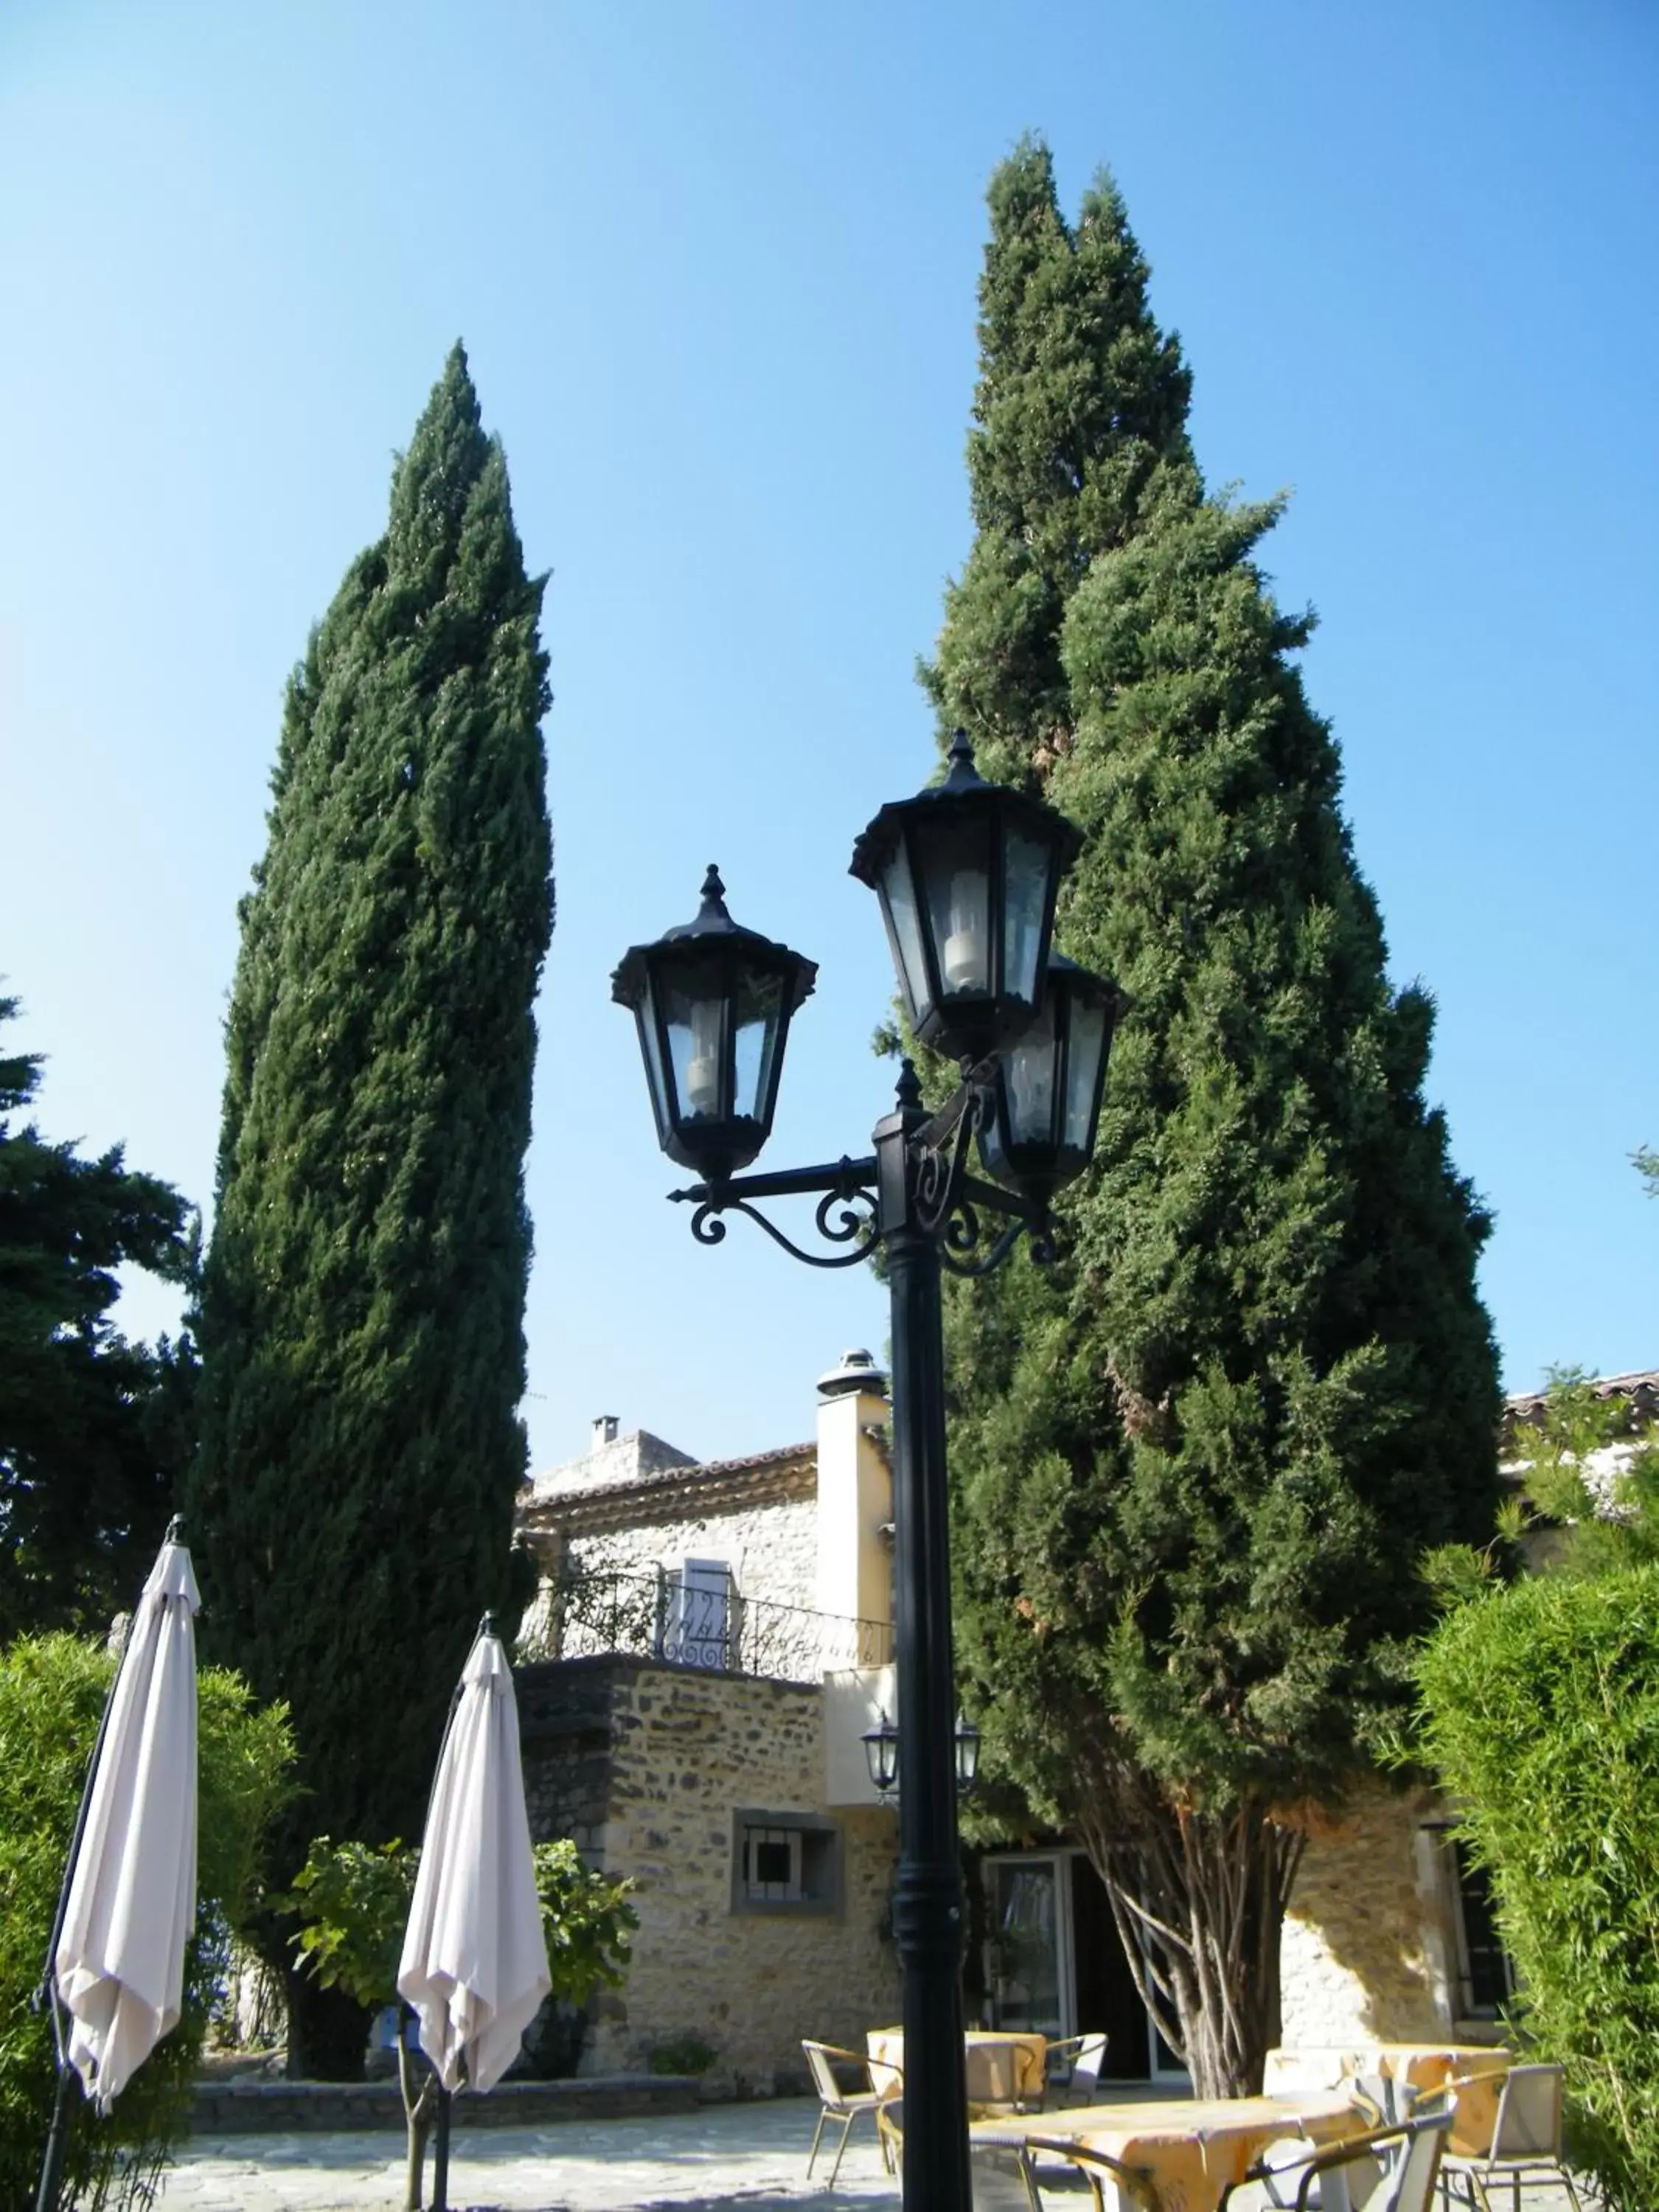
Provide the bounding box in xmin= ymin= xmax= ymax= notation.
xmin=866 ymin=2027 xmax=1047 ymax=2108
xmin=1263 ymin=2043 xmax=1510 ymax=2158
xmin=975 ymin=2090 xmax=1361 ymax=2212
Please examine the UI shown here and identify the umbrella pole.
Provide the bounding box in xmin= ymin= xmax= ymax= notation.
xmin=32 ymin=2048 xmax=74 ymax=2212
xmin=30 ymin=1528 xmax=170 ymax=2212
xmin=432 ymin=2083 xmax=452 ymax=2211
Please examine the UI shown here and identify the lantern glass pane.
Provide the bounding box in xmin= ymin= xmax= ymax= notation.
xmin=731 ymin=966 xmax=784 ymax=1124
xmin=880 ymin=838 xmax=933 ymax=1023
xmin=638 ymin=978 xmax=672 ymax=1137
xmin=1001 ymin=827 xmax=1050 ymax=1006
xmin=664 ymin=968 xmax=728 ymax=1123
xmin=1004 ymin=998 xmax=1060 ymax=1147
xmin=919 ymin=818 xmax=993 ymax=1000
xmin=1064 ymin=996 xmax=1110 ymax=1150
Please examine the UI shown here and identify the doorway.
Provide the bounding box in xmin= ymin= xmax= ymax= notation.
xmin=981 ymin=1848 xmax=1187 ymax=2084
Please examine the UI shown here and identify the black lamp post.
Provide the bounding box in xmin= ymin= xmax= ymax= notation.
xmin=613 ymin=733 xmax=1114 ymax=2212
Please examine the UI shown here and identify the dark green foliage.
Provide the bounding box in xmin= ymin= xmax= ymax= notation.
xmin=0 ymin=1633 xmax=292 ymax=2212
xmin=190 ymin=346 xmax=553 ymax=2053
xmin=0 ymin=998 xmax=198 ymax=1639
xmin=932 ymin=143 xmax=1500 ymax=2092
xmin=1416 ymin=1569 xmax=1659 ymax=2209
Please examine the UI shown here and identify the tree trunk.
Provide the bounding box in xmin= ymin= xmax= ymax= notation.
xmin=283 ymin=1968 xmax=372 ymax=2081
xmin=1078 ymin=1782 xmax=1305 ymax=2098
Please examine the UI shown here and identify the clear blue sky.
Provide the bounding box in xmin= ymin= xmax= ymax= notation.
xmin=1 ymin=1 xmax=1653 ymax=1472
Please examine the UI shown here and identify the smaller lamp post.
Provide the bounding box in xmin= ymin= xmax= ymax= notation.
xmin=861 ymin=1708 xmax=901 ymax=1799
xmin=859 ymin=1708 xmax=980 ymax=1801
xmin=616 ymin=735 xmax=1116 ymax=2212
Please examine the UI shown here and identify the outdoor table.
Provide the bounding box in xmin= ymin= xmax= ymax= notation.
xmin=975 ymin=2090 xmax=1361 ymax=2212
xmin=1263 ymin=2042 xmax=1510 ymax=2157
xmin=867 ymin=2025 xmax=1047 ymax=2110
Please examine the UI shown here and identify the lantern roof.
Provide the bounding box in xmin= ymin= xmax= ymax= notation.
xmin=611 ymin=866 xmax=818 ymax=1013
xmin=847 ymin=731 xmax=1082 ymax=892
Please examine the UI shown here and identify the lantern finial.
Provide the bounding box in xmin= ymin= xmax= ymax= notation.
xmin=699 ymin=864 xmax=728 ymax=917
xmin=943 ymin=728 xmax=982 ymax=790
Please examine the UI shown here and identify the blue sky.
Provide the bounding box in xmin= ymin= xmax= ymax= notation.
xmin=1 ymin=1 xmax=1654 ymax=1472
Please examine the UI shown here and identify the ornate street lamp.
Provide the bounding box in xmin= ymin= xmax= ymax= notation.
xmin=953 ymin=1710 xmax=981 ymax=1792
xmin=861 ymin=1708 xmax=901 ymax=1797
xmin=859 ymin=1708 xmax=981 ymax=1798
xmin=614 ymin=732 xmax=1115 ymax=2212
xmin=978 ymin=953 xmax=1119 ymax=1206
xmin=849 ymin=729 xmax=1081 ymax=1064
xmin=611 ymin=866 xmax=818 ymax=1185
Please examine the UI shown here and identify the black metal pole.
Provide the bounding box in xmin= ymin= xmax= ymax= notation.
xmin=875 ymin=1071 xmax=972 ymax=2212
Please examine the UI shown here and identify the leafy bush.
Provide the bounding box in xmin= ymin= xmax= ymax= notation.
xmin=646 ymin=2034 xmax=716 ymax=2078
xmin=283 ymin=1832 xmax=635 ymax=2208
xmin=0 ymin=1633 xmax=293 ymax=2212
xmin=283 ymin=1834 xmax=635 ymax=2014
xmin=1416 ymin=1565 xmax=1659 ymax=2208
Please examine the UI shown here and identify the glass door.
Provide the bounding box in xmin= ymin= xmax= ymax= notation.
xmin=984 ymin=1854 xmax=1072 ymax=2039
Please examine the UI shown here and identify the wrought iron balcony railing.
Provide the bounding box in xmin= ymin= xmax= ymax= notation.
xmin=518 ymin=1566 xmax=892 ymax=1686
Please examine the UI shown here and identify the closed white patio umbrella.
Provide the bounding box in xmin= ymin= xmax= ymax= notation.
xmin=55 ymin=1521 xmax=201 ymax=2105
xmin=399 ymin=1615 xmax=549 ymax=2096
xmin=35 ymin=1518 xmax=201 ymax=2211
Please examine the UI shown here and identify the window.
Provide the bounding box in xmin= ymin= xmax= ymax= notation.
xmin=657 ymin=1557 xmax=737 ymax=1670
xmin=731 ymin=1809 xmax=841 ymax=1916
xmin=1451 ymin=1838 xmax=1515 ymax=2019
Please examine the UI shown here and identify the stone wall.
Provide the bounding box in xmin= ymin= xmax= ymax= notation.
xmin=1279 ymin=1784 xmax=1456 ymax=2046
xmin=563 ymin=1492 xmax=820 ymax=1618
xmin=518 ymin=1655 xmax=901 ymax=2093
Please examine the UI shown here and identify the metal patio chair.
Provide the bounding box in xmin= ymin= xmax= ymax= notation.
xmin=1434 ymin=2063 xmax=1583 ymax=2212
xmin=802 ymin=2039 xmax=902 ymax=2186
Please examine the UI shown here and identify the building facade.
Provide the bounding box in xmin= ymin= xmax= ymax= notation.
xmin=514 ymin=1362 xmax=1655 ymax=2087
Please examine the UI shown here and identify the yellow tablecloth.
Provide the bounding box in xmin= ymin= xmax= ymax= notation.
xmin=977 ymin=2091 xmax=1360 ymax=2212
xmin=1263 ymin=2044 xmax=1510 ymax=2160
xmin=867 ymin=2027 xmax=1047 ymax=2107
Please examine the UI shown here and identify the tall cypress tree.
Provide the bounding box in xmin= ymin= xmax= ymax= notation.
xmin=191 ymin=347 xmax=552 ymax=2076
xmin=932 ymin=145 xmax=1500 ymax=2093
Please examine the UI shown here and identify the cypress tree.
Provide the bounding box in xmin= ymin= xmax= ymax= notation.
xmin=932 ymin=145 xmax=1500 ymax=2094
xmin=191 ymin=346 xmax=552 ymax=2076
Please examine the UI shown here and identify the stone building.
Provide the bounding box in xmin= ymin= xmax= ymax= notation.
xmin=513 ymin=1352 xmax=904 ymax=2090
xmin=512 ymin=1360 xmax=1655 ymax=2087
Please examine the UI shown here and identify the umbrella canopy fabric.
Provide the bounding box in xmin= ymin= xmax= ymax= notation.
xmin=398 ymin=1627 xmax=550 ymax=2093
xmin=54 ymin=1533 xmax=201 ymax=2110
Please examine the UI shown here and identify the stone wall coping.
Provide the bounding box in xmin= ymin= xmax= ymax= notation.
xmin=520 ymin=1444 xmax=816 ymax=1537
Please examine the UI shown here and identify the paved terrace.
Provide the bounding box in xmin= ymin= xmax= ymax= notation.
xmin=156 ymin=2092 xmax=1587 ymax=2212
xmin=156 ymin=2096 xmax=897 ymax=2212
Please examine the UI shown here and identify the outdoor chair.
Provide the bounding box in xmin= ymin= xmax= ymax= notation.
xmin=1221 ymin=2111 xmax=1453 ymax=2212
xmin=801 ymin=2039 xmax=902 ymax=2187
xmin=1043 ymin=2032 xmax=1110 ymax=2107
xmin=1433 ymin=2063 xmax=1583 ymax=2212
xmin=1018 ymin=2134 xmax=1161 ymax=2212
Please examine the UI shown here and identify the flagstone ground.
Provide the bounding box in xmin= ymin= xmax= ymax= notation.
xmin=153 ymin=2093 xmax=1587 ymax=2212
xmin=154 ymin=2096 xmax=899 ymax=2212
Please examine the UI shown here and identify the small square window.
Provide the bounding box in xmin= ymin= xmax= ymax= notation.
xmin=732 ymin=1810 xmax=841 ymax=1917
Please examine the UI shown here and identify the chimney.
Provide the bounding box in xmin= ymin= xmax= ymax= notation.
xmin=815 ymin=1351 xmax=891 ymax=1628
xmin=591 ymin=1415 xmax=619 ymax=1449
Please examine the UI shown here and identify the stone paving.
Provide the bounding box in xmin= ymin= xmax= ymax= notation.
xmin=153 ymin=2096 xmax=901 ymax=2212
xmin=153 ymin=2092 xmax=1593 ymax=2212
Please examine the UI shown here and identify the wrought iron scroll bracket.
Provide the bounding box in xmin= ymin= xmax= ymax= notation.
xmin=671 ymin=1155 xmax=880 ymax=1272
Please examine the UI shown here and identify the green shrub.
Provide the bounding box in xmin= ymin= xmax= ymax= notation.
xmin=0 ymin=1633 xmax=293 ymax=2212
xmin=647 ymin=2034 xmax=715 ymax=2078
xmin=1416 ymin=1566 xmax=1659 ymax=2208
